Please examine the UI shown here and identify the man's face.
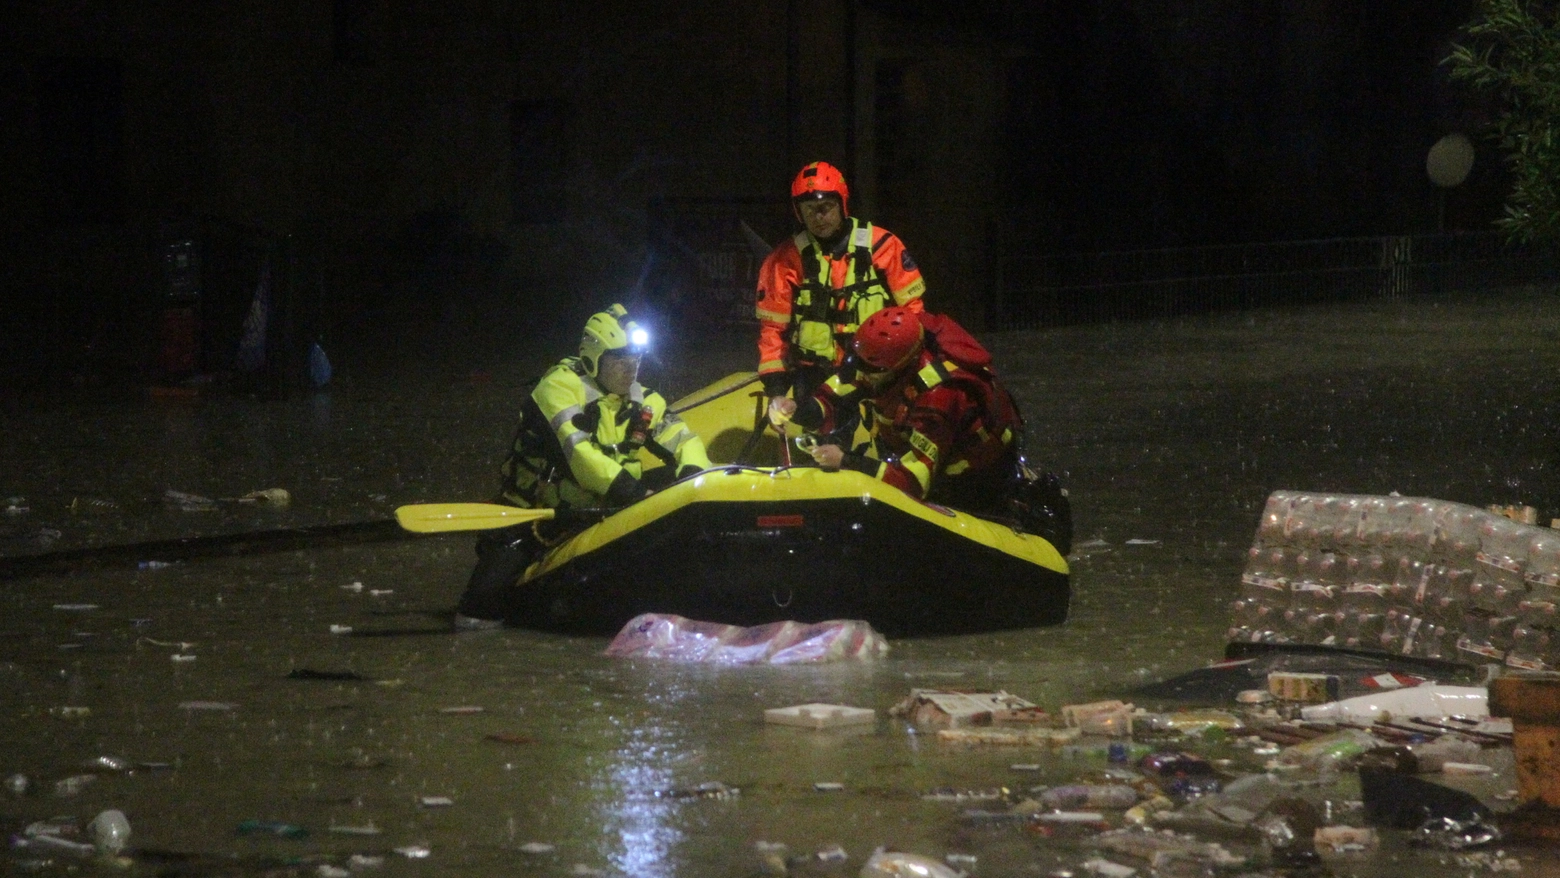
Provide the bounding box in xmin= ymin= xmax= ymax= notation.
xmin=597 ymin=349 xmax=641 ymax=396
xmin=797 ymin=196 xmax=844 ymax=240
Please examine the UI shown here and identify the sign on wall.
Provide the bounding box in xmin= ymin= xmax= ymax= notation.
xmin=646 ymin=196 xmax=790 ymax=327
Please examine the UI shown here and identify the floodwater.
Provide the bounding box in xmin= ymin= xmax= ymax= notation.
xmin=4 ymin=289 xmax=1560 ymax=876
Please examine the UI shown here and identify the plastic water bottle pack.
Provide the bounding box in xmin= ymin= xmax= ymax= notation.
xmin=1231 ymin=489 xmax=1560 ymax=670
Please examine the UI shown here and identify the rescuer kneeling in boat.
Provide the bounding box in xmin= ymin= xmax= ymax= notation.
xmin=454 ymin=304 xmax=713 ymax=630
xmin=768 ymin=306 xmax=1071 ymax=555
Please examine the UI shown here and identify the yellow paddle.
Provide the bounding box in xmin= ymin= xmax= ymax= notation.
xmin=394 ymin=503 xmax=557 ymax=534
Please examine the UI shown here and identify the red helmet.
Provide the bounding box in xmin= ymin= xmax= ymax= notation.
xmin=790 ymin=161 xmax=850 ymax=217
xmin=854 ymin=307 xmax=924 ymax=372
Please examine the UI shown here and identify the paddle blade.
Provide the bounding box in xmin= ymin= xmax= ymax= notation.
xmin=394 ymin=503 xmax=555 ymax=533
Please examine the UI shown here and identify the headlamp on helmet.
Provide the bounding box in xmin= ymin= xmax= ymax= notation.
xmin=579 ymin=303 xmax=648 ymax=378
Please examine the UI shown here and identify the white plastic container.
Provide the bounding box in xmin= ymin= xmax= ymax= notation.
xmin=1298 ymin=684 xmax=1487 ymax=722
xmin=764 ymin=703 xmax=875 ymax=729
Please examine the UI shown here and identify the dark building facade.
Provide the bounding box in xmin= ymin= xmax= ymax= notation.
xmin=0 ymin=0 xmax=1502 ymax=380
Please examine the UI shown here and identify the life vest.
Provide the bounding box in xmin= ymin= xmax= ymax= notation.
xmin=501 ymin=359 xmax=667 ymax=509
xmin=869 ymin=315 xmax=1023 ymax=475
xmin=788 ymin=217 xmax=895 ymax=366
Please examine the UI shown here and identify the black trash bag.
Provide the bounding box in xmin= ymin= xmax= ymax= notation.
xmin=1009 ymin=463 xmax=1072 ymax=556
xmin=1359 ymin=768 xmax=1491 ymax=829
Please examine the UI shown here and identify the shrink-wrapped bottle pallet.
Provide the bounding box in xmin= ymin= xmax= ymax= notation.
xmin=1230 ymin=490 xmax=1560 ymax=670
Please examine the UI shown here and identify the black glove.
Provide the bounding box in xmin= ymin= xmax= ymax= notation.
xmin=604 ymin=470 xmax=648 ymax=507
xmin=676 ymin=464 xmax=703 ymax=479
xmin=761 ymin=372 xmax=792 ymax=398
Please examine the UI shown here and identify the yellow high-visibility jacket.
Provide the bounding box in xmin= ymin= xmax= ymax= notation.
xmin=501 ymin=358 xmax=711 ymax=509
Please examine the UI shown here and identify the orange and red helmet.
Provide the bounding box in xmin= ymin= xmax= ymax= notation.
xmin=791 ymin=161 xmax=850 ymax=218
xmin=854 ymin=307 xmax=925 ymax=373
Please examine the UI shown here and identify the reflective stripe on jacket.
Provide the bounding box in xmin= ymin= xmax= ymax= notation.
xmin=755 ymin=217 xmax=926 ymax=379
xmin=500 ymin=357 xmax=712 ymax=508
xmin=794 ymin=352 xmax=1021 ymax=502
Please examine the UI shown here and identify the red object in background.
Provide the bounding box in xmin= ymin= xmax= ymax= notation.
xmin=159 ymin=307 xmax=200 ymax=378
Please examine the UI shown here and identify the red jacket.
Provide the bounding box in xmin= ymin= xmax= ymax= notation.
xmin=792 ymin=314 xmax=1022 ymax=506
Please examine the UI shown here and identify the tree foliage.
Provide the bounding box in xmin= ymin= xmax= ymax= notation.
xmin=1445 ymin=0 xmax=1560 ymax=243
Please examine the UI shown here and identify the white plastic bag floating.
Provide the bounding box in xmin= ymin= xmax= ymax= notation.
xmin=605 ymin=613 xmax=889 ymax=664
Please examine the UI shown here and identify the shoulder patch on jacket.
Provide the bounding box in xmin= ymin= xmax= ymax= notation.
xmin=901 ymin=250 xmax=917 ymax=271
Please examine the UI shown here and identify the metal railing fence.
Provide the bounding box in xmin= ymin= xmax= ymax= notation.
xmin=990 ymin=232 xmax=1558 ymax=329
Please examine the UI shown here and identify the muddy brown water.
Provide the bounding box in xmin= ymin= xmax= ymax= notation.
xmin=4 ymin=290 xmax=1560 ymax=875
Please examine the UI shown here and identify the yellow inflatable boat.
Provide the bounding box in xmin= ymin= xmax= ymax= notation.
xmin=473 ymin=372 xmax=1070 ymax=637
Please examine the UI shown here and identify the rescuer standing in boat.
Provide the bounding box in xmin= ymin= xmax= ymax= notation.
xmin=756 ymin=161 xmax=927 ymax=409
xmin=455 ymin=304 xmax=713 ymax=629
xmin=769 ymin=306 xmax=1072 ymax=554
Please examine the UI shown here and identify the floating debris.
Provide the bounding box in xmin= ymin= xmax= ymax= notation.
xmin=765 ymin=702 xmax=875 ymax=729
xmin=84 ymin=755 xmax=131 ymax=772
xmin=652 ymin=781 xmax=739 ymax=800
xmin=236 ymin=820 xmax=307 ymax=838
xmin=921 ymin=787 xmax=1009 ymax=802
xmin=14 ymin=833 xmax=96 ymax=858
xmin=139 ymin=636 xmax=198 ymax=650
xmin=1079 ymin=857 xmax=1137 ymax=878
xmin=814 ymin=845 xmax=849 ymax=864
xmin=233 ymin=488 xmax=291 ymax=506
xmin=393 ymin=845 xmax=431 ymax=859
xmin=861 ymin=849 xmax=963 ymax=878
xmin=54 ymin=774 xmax=98 ymax=796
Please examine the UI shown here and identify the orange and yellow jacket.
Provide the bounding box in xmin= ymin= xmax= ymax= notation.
xmin=755 ymin=216 xmax=925 ymax=394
